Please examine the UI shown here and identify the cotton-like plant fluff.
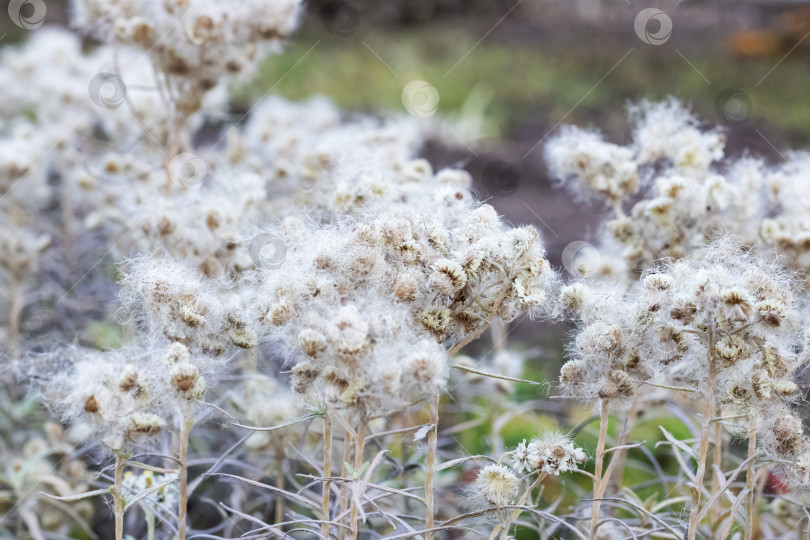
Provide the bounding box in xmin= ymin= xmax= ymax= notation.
xmin=45 ymin=344 xmax=167 ymax=452
xmin=562 ymin=238 xmax=803 ymax=414
xmin=546 ymin=100 xmax=763 ymax=278
xmin=8 ymin=0 xmax=810 ymax=536
xmin=560 ymin=237 xmax=810 ymax=539
xmin=71 ymin=0 xmax=302 ymax=116
xmin=249 ymin=200 xmax=554 ymax=420
xmin=512 ymin=432 xmax=587 ymax=475
xmin=474 ymin=464 xmax=519 ymax=507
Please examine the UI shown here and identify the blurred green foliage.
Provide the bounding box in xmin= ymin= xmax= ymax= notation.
xmin=239 ymin=24 xmax=810 ymax=148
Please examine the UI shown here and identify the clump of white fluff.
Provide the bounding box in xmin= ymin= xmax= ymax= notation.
xmin=545 ymin=99 xmax=765 ymax=277
xmin=71 ymin=0 xmax=303 ymax=115
xmin=44 ymin=339 xmax=212 ymax=452
xmin=562 ymin=237 xmax=810 ymax=472
xmin=248 ymin=204 xmax=553 ymax=419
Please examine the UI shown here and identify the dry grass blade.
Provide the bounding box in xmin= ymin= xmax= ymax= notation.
xmin=656 ymin=426 xmax=696 ymax=460
xmin=695 ymin=454 xmax=755 ymax=522
xmin=38 ymin=487 xmax=111 ymax=502
xmin=188 ymin=432 xmax=253 ymax=494
xmin=231 ymin=413 xmax=318 ymax=432
xmin=449 ymin=362 xmax=548 ymax=387
xmin=437 ymin=454 xmax=497 ymax=472
xmin=358 ymin=449 xmax=391 ymax=499
xmin=205 ymin=473 xmax=320 ymax=509
xmin=716 ymin=488 xmax=748 ymax=539
xmin=587 ymin=498 xmax=684 ymax=539
xmin=604 ymin=441 xmax=646 ymax=455
xmin=126 ymin=461 xmax=179 ymax=474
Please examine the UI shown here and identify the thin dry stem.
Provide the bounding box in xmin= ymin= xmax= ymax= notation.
xmin=425 ymin=395 xmax=439 ymax=540
xmin=177 ymin=409 xmax=192 ymax=540
xmin=710 ymin=404 xmax=723 ymax=526
xmin=321 ymin=415 xmax=333 ymax=539
xmin=113 ymin=452 xmax=126 ymax=540
xmin=687 ymin=344 xmax=718 ymax=540
xmin=350 ymin=422 xmax=367 ymax=540
xmin=606 ymin=396 xmax=638 ymax=494
xmin=745 ymin=413 xmax=758 ymax=540
xmin=589 ymin=400 xmax=609 ymax=540
xmin=339 ymin=430 xmax=353 ymax=540
xmin=275 ymin=443 xmax=285 ymax=528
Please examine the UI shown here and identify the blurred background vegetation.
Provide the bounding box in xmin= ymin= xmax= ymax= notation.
xmin=4 ymin=0 xmax=808 ymax=275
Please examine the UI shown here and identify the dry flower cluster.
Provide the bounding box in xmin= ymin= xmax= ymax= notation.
xmin=2 ymin=2 xmax=810 ymax=540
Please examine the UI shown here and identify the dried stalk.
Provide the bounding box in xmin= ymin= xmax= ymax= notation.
xmin=177 ymin=409 xmax=192 ymax=540
xmin=607 ymin=396 xmax=638 ymax=494
xmin=710 ymin=404 xmax=723 ymax=526
xmin=339 ymin=430 xmax=353 ymax=540
xmin=350 ymin=423 xmax=367 ymax=540
xmin=113 ymin=452 xmax=127 ymax=540
xmin=589 ymin=400 xmax=609 ymax=540
xmin=687 ymin=342 xmax=718 ymax=540
xmin=425 ymin=395 xmax=439 ymax=540
xmin=744 ymin=413 xmax=758 ymax=540
xmin=321 ymin=415 xmax=333 ymax=539
xmin=275 ymin=442 xmax=285 ymax=528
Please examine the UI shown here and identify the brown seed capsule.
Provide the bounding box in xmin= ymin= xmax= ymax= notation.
xmin=598 ymin=370 xmax=635 ymax=400
xmin=394 ymin=273 xmax=418 ymax=302
xmin=722 ymin=289 xmax=752 ymax=317
xmin=772 ymin=379 xmax=798 ymax=397
xmin=119 ymin=366 xmax=140 ymax=393
xmin=267 ymin=302 xmax=292 ymax=326
xmin=623 ymin=351 xmax=651 ymax=379
xmin=84 ymin=396 xmax=99 ymax=413
xmin=130 ymin=413 xmax=165 ymax=436
xmin=727 ymin=383 xmax=750 ymax=403
xmin=670 ymin=301 xmax=697 ymax=323
xmin=171 ymin=363 xmax=205 ymax=400
xmin=179 ymin=305 xmax=206 ymax=327
xmin=298 ymin=329 xmax=327 ymax=357
xmin=560 ymin=360 xmax=586 ymax=387
xmin=229 ymin=327 xmax=258 ymax=349
xmin=751 ymin=371 xmax=772 ymax=400
xmin=772 ymin=415 xmax=804 ymax=457
xmin=763 ymin=344 xmax=793 ymax=379
xmin=131 ymin=22 xmax=153 ymax=43
xmin=421 ymin=306 xmax=451 ymax=338
xmin=291 ymin=361 xmax=319 ymax=394
xmin=206 ymin=210 xmax=221 ymax=230
xmin=756 ymin=301 xmax=785 ymax=327
xmin=171 ymin=363 xmax=199 ymax=393
xmin=157 ymin=216 xmax=175 ymax=236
